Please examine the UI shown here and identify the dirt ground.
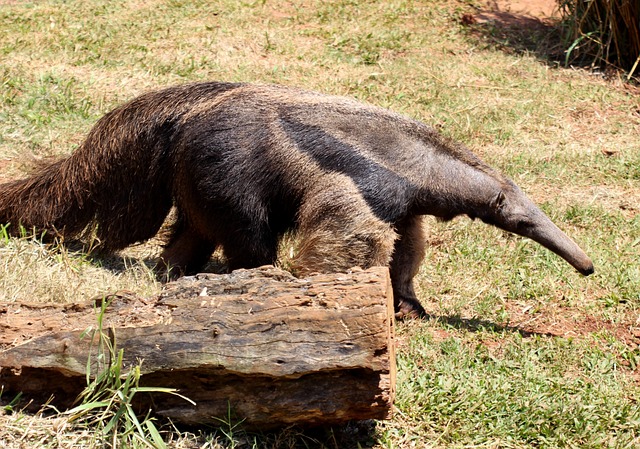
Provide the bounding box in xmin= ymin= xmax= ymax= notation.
xmin=463 ymin=0 xmax=561 ymax=36
xmin=485 ymin=0 xmax=558 ymax=19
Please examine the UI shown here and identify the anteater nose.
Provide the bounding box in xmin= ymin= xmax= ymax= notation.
xmin=579 ymin=261 xmax=595 ymax=276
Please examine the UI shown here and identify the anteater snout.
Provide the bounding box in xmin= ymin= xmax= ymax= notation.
xmin=577 ymin=260 xmax=595 ymax=276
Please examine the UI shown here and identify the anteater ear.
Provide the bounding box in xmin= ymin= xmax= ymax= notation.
xmin=492 ymin=191 xmax=506 ymax=211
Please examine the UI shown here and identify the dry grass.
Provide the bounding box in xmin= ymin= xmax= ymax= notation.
xmin=1 ymin=0 xmax=639 ymax=447
xmin=558 ymin=0 xmax=640 ymax=78
xmin=0 ymin=235 xmax=161 ymax=303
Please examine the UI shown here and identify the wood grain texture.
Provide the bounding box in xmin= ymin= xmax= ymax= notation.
xmin=0 ymin=266 xmax=396 ymax=428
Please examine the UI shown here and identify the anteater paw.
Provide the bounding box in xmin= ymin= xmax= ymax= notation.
xmin=394 ymin=296 xmax=427 ymax=320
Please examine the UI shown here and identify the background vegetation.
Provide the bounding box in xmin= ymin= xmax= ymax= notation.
xmin=559 ymin=0 xmax=640 ymax=78
xmin=1 ymin=0 xmax=639 ymax=447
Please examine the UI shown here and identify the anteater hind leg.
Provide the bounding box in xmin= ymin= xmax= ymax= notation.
xmin=291 ymin=181 xmax=397 ymax=276
xmin=389 ymin=216 xmax=427 ymax=319
xmin=159 ymin=222 xmax=217 ymax=281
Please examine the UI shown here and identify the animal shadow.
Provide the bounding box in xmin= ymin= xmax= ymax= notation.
xmin=421 ymin=312 xmax=557 ymax=339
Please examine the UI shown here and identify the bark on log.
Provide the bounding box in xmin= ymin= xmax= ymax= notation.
xmin=0 ymin=266 xmax=396 ymax=429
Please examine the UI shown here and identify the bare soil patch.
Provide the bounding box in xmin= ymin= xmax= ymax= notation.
xmin=462 ymin=0 xmax=566 ymax=61
xmin=474 ymin=0 xmax=559 ymax=25
xmin=421 ymin=303 xmax=640 ymax=348
xmin=0 ymin=159 xmax=14 ymax=182
xmin=503 ymin=303 xmax=640 ymax=346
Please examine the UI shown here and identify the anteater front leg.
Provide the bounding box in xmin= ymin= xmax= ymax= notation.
xmin=221 ymin=228 xmax=279 ymax=272
xmin=159 ymin=217 xmax=217 ymax=280
xmin=389 ymin=216 xmax=427 ymax=319
xmin=291 ymin=179 xmax=397 ymax=276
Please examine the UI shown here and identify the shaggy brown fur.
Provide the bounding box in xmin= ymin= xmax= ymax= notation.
xmin=0 ymin=82 xmax=593 ymax=318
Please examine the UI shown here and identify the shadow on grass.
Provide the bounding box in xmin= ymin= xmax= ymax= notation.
xmin=1 ymin=394 xmax=381 ymax=449
xmin=176 ymin=419 xmax=380 ymax=449
xmin=423 ymin=313 xmax=558 ymax=339
xmin=460 ymin=5 xmax=569 ymax=68
xmin=79 ymin=246 xmax=230 ymax=282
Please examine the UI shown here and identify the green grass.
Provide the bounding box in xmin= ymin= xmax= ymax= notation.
xmin=1 ymin=0 xmax=639 ymax=447
xmin=391 ymin=325 xmax=640 ymax=448
xmin=65 ymin=298 xmax=195 ymax=449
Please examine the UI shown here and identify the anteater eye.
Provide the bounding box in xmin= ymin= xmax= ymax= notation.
xmin=493 ymin=191 xmax=506 ymax=210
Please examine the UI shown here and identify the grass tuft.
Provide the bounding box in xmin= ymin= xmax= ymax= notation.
xmin=65 ymin=298 xmax=194 ymax=449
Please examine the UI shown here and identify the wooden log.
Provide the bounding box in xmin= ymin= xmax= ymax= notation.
xmin=0 ymin=266 xmax=396 ymax=429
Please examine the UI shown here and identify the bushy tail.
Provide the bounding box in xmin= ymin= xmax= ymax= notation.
xmin=0 ymin=82 xmax=238 ymax=251
xmin=0 ymin=159 xmax=99 ymax=243
xmin=0 ymin=116 xmax=171 ymax=250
